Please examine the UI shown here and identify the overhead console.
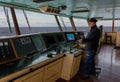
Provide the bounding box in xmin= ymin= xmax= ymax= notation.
xmin=39 ymin=6 xmax=60 ymax=14
xmin=0 ymin=39 xmax=17 ymax=64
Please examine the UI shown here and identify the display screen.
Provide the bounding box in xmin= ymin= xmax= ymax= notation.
xmin=56 ymin=33 xmax=65 ymax=43
xmin=66 ymin=34 xmax=75 ymax=40
xmin=31 ymin=34 xmax=46 ymax=52
xmin=41 ymin=34 xmax=56 ymax=48
xmin=65 ymin=32 xmax=76 ymax=42
xmin=46 ymin=35 xmax=56 ymax=45
xmin=11 ymin=36 xmax=36 ymax=57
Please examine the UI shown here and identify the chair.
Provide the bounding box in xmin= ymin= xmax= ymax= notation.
xmin=105 ymin=33 xmax=112 ymax=44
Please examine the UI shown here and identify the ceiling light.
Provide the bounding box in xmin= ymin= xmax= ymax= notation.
xmin=33 ymin=0 xmax=54 ymax=3
xmin=71 ymin=10 xmax=89 ymax=13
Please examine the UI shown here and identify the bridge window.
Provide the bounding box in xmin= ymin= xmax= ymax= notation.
xmin=57 ymin=16 xmax=73 ymax=32
xmin=114 ymin=20 xmax=120 ymax=32
xmin=97 ymin=20 xmax=112 ymax=32
xmin=73 ymin=18 xmax=89 ymax=32
xmin=0 ymin=7 xmax=15 ymax=36
xmin=15 ymin=9 xmax=30 ymax=34
xmin=15 ymin=9 xmax=59 ymax=34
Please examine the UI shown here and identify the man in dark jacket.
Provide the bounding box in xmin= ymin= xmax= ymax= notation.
xmin=79 ymin=18 xmax=101 ymax=80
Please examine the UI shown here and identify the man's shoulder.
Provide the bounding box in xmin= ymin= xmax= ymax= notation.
xmin=92 ymin=27 xmax=100 ymax=32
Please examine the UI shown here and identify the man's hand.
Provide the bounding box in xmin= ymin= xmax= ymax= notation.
xmin=77 ymin=39 xmax=83 ymax=43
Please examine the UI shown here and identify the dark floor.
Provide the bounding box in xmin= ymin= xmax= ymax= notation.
xmin=56 ymin=45 xmax=120 ymax=82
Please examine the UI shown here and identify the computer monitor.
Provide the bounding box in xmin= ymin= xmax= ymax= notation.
xmin=41 ymin=34 xmax=56 ymax=48
xmin=56 ymin=33 xmax=65 ymax=43
xmin=65 ymin=32 xmax=76 ymax=42
xmin=11 ymin=36 xmax=36 ymax=57
xmin=31 ymin=34 xmax=46 ymax=52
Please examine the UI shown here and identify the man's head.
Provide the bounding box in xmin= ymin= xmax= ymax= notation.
xmin=88 ymin=18 xmax=97 ymax=27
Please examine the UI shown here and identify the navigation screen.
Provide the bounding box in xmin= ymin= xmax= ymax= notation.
xmin=66 ymin=33 xmax=75 ymax=41
xmin=64 ymin=32 xmax=76 ymax=42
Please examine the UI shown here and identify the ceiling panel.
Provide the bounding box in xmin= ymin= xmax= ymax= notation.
xmin=0 ymin=0 xmax=120 ymax=20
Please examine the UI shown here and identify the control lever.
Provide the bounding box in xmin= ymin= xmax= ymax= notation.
xmin=55 ymin=47 xmax=61 ymax=54
xmin=47 ymin=53 xmax=53 ymax=58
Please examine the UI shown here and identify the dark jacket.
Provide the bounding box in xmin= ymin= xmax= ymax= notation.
xmin=83 ymin=25 xmax=100 ymax=51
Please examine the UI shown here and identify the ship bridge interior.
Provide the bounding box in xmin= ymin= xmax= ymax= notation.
xmin=0 ymin=0 xmax=120 ymax=82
